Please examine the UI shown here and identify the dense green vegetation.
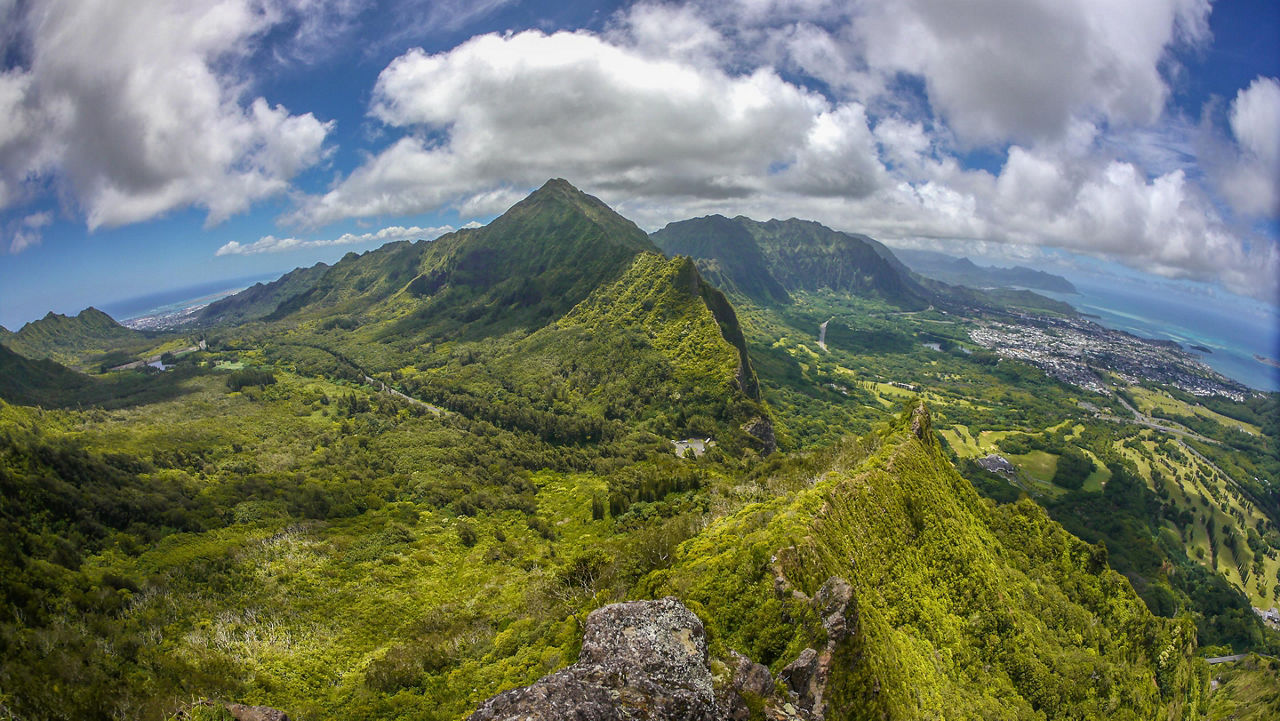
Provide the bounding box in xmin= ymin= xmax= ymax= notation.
xmin=1 ymin=179 xmax=1276 ymax=719
xmin=652 ymin=406 xmax=1207 ymax=719
xmin=197 ymin=263 xmax=330 ymax=326
xmin=1206 ymin=655 xmax=1280 ymax=720
xmin=0 ymin=307 xmax=155 ymax=370
xmin=653 ymin=214 xmax=929 ymax=309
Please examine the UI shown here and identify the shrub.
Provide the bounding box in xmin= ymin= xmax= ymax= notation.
xmin=226 ymin=368 xmax=276 ymax=392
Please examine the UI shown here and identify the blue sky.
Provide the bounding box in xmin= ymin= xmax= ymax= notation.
xmin=0 ymin=0 xmax=1277 ymax=331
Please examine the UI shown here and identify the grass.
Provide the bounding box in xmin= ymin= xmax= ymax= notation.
xmin=1009 ymin=450 xmax=1058 ymax=483
xmin=1081 ymin=454 xmax=1111 ymax=492
xmin=1129 ymin=386 xmax=1261 ymax=436
xmin=1112 ymin=435 xmax=1280 ymax=609
xmin=1207 ymin=654 xmax=1280 ymax=720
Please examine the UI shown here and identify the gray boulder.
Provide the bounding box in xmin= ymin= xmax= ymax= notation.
xmin=226 ymin=705 xmax=289 ymax=721
xmin=467 ymin=597 xmax=719 ymax=721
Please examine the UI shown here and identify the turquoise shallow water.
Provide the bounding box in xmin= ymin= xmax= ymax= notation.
xmin=1038 ymin=276 xmax=1280 ymax=392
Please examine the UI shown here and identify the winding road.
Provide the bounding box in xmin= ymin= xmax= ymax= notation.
xmin=363 ymin=375 xmax=446 ymax=416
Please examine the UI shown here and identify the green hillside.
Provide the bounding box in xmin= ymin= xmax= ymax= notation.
xmin=0 ymin=384 xmax=1212 ymax=720
xmin=649 ymin=215 xmax=1079 ymax=318
xmin=1 ymin=179 xmax=1276 ymax=720
xmin=0 ymin=343 xmax=95 ymax=405
xmin=561 ymin=253 xmax=756 ymax=401
xmin=1207 ymin=655 xmax=1280 ymax=720
xmin=652 ymin=215 xmax=929 ymax=309
xmin=733 ymin=217 xmax=931 ymax=309
xmin=649 ymin=215 xmax=792 ymax=306
xmin=268 ymin=179 xmax=656 ymax=342
xmin=651 ymin=403 xmax=1208 ymax=719
xmin=371 ymin=252 xmax=767 ymax=455
xmin=2 ymin=307 xmax=150 ymax=369
xmin=198 ymin=262 xmax=330 ymax=326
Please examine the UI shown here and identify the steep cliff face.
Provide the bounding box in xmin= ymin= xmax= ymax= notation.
xmin=650 ymin=215 xmax=930 ymax=310
xmin=556 ymin=252 xmax=771 ymax=451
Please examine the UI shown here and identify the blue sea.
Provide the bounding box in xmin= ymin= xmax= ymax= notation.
xmin=1038 ymin=275 xmax=1280 ymax=392
xmin=101 ymin=273 xmax=281 ymax=323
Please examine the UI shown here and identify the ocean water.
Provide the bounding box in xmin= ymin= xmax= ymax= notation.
xmin=1038 ymin=277 xmax=1280 ymax=392
xmin=101 ymin=273 xmax=281 ymax=322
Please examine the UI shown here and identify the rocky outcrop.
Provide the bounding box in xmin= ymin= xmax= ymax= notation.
xmin=468 ymin=581 xmax=856 ymax=721
xmin=173 ymin=700 xmax=289 ymax=721
xmin=467 ymin=597 xmax=719 ymax=721
xmin=777 ymin=578 xmax=855 ymax=719
xmin=226 ymin=705 xmax=290 ymax=721
xmin=742 ymin=416 xmax=778 ymax=455
xmin=909 ymin=402 xmax=933 ymax=444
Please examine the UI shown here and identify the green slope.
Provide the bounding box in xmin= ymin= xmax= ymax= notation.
xmin=234 ymin=180 xmax=769 ymax=453
xmin=0 ymin=343 xmax=95 ymax=405
xmin=2 ymin=307 xmax=148 ymax=368
xmin=649 ymin=402 xmax=1209 ymax=719
xmin=651 ymin=215 xmax=930 ymax=309
xmin=1207 ymin=655 xmax=1280 ymax=720
xmin=4 ymin=179 xmax=1268 ymax=720
xmin=379 ymin=252 xmax=769 ymax=455
xmin=392 ymin=177 xmax=659 ymax=337
xmin=735 ymin=217 xmax=930 ymax=309
xmin=269 ymin=179 xmax=658 ymax=344
xmin=198 ymin=262 xmax=330 ymax=326
xmin=560 ymin=253 xmax=756 ymax=401
xmin=269 ymin=239 xmax=431 ymax=323
xmin=649 ymin=215 xmax=792 ymax=306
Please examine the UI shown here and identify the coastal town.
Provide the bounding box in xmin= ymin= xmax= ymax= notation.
xmin=968 ymin=314 xmax=1252 ymax=401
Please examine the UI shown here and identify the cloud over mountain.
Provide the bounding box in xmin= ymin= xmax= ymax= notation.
xmin=0 ymin=0 xmax=1275 ymax=305
xmin=279 ymin=2 xmax=1275 ymax=301
xmin=289 ymin=28 xmax=883 ymax=227
xmin=215 ymin=223 xmax=461 ymax=256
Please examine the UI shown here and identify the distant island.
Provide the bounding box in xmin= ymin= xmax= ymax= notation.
xmin=1256 ymin=354 xmax=1280 ymax=369
xmin=1191 ymin=344 xmax=1213 ymax=354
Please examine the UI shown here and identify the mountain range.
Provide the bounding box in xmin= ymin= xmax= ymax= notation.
xmin=0 ymin=179 xmax=1275 ymax=721
xmin=892 ymin=247 xmax=1078 ymax=293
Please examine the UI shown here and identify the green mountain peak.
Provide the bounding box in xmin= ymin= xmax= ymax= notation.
xmin=3 ymin=305 xmax=143 ymax=369
xmin=652 ymin=214 xmax=930 ymax=309
xmin=485 ymin=178 xmax=658 ymax=256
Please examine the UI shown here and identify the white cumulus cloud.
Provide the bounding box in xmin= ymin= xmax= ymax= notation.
xmin=8 ymin=211 xmax=52 ymax=254
xmin=282 ymin=1 xmax=1275 ymax=304
xmin=289 ymin=29 xmax=882 ymax=227
xmin=0 ymin=0 xmax=336 ymax=229
xmin=1218 ymin=76 xmax=1280 ymax=218
xmin=215 ymin=224 xmax=459 ymax=256
xmin=854 ymin=0 xmax=1211 ymax=144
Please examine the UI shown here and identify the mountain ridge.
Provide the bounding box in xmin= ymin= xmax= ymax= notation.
xmin=652 ymin=215 xmax=932 ymax=310
xmin=3 ymin=179 xmax=1276 ymax=720
xmin=893 ymin=247 xmax=1078 ymax=293
xmin=1 ymin=306 xmax=148 ymax=369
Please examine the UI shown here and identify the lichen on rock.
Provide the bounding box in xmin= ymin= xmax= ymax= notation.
xmin=467 ymin=597 xmax=719 ymax=721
